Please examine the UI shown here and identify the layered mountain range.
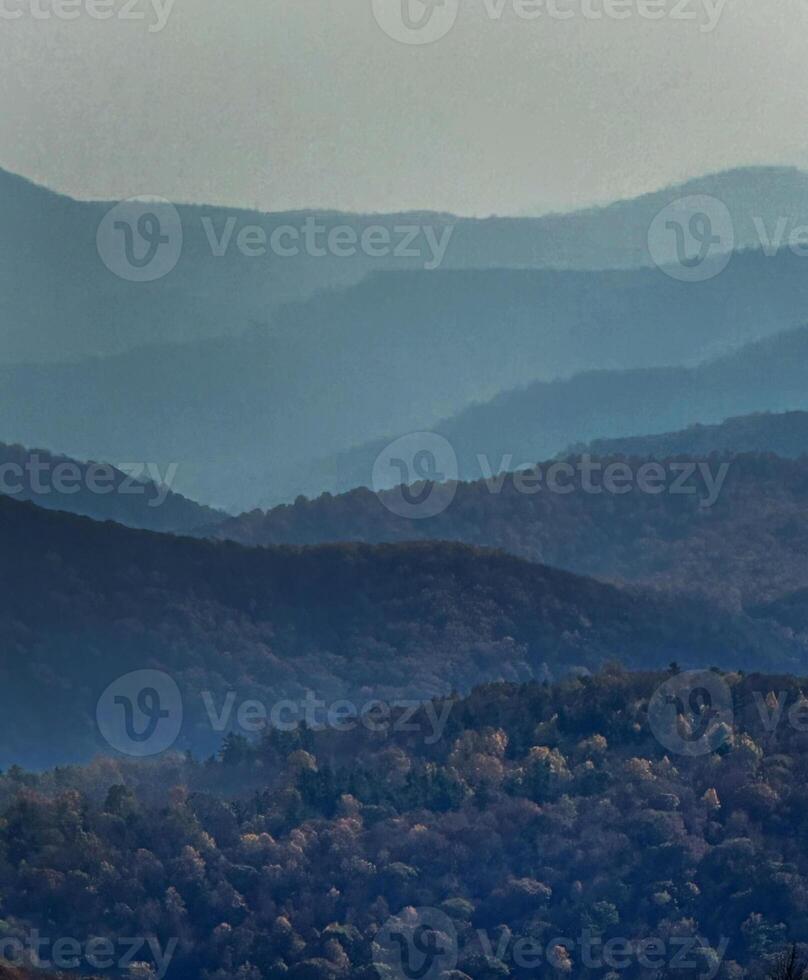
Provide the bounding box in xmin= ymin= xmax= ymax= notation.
xmin=5 ymin=163 xmax=808 ymax=365
xmin=5 ymin=165 xmax=808 ymax=773
xmin=5 ymin=167 xmax=808 ymax=510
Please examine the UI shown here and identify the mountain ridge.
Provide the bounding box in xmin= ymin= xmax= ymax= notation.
xmin=5 ymin=162 xmax=808 ymax=366
xmin=0 ymin=440 xmax=223 ymax=532
xmin=324 ymin=323 xmax=808 ymax=502
xmin=574 ymin=409 xmax=808 ymax=460
xmin=5 ymin=257 xmax=808 ymax=510
xmin=0 ymin=494 xmax=798 ymax=768
xmin=209 ymin=451 xmax=808 ymax=611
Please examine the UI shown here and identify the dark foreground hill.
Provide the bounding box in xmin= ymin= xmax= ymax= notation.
xmin=0 ymin=496 xmax=798 ymax=768
xmin=0 ymin=441 xmax=221 ymax=532
xmin=1 ymin=670 xmax=806 ymax=979
xmin=211 ymin=454 xmax=808 ymax=610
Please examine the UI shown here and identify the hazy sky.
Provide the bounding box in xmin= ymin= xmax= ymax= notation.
xmin=1 ymin=0 xmax=807 ymax=215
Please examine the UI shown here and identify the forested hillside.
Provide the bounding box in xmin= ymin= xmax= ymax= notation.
xmin=211 ymin=454 xmax=808 ymax=610
xmin=0 ymin=496 xmax=798 ymax=768
xmin=0 ymin=671 xmax=805 ymax=979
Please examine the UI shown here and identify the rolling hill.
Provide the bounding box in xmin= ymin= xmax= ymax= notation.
xmin=0 ymin=441 xmax=221 ymax=532
xmin=576 ymin=410 xmax=808 ymax=459
xmin=5 ymin=252 xmax=808 ymax=511
xmin=0 ymin=495 xmax=798 ymax=768
xmin=5 ymin=164 xmax=808 ymax=365
xmin=327 ymin=325 xmax=808 ymax=500
xmin=210 ymin=453 xmax=808 ymax=612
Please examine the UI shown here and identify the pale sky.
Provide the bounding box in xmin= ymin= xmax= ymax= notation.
xmin=1 ymin=0 xmax=807 ymax=216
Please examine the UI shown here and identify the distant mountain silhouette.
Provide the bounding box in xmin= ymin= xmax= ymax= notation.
xmin=3 ymin=164 xmax=808 ymax=364
xmin=576 ymin=410 xmax=808 ymax=459
xmin=0 ymin=495 xmax=798 ymax=767
xmin=0 ymin=441 xmax=221 ymax=532
xmin=522 ymin=165 xmax=808 ymax=261
xmin=4 ymin=250 xmax=808 ymax=510
xmin=329 ymin=325 xmax=808 ymax=500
